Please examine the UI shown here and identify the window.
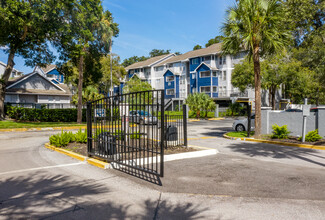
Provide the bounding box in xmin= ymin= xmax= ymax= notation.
xmin=223 ymin=56 xmax=226 ymax=65
xmin=168 ymin=64 xmax=173 ymax=68
xmin=213 ymin=86 xmax=218 ymax=93
xmin=200 ymin=71 xmax=210 ymax=78
xmin=212 ymin=71 xmax=217 ymax=77
xmin=192 ymin=58 xmax=199 ymax=65
xmin=180 ymin=75 xmax=185 ymax=84
xmin=156 ymin=79 xmax=160 ymax=84
xmin=166 ymin=76 xmax=174 ymax=82
xmin=219 ymin=56 xmax=223 ymax=65
xmin=166 ymin=89 xmax=174 ymax=95
xmin=223 ymin=71 xmax=227 ymax=80
xmin=203 ymin=56 xmax=211 ymax=61
xmin=200 ymin=86 xmax=211 ymax=93
xmin=130 ymin=70 xmax=134 ymax=74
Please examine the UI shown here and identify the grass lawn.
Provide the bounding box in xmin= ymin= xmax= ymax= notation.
xmin=226 ymin=131 xmax=255 ymax=138
xmin=0 ymin=120 xmax=86 ymax=129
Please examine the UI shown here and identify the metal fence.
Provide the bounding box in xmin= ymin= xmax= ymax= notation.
xmin=164 ymin=105 xmax=187 ymax=148
xmin=87 ymin=90 xmax=165 ymax=177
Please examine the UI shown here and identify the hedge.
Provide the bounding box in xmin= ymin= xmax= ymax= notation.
xmin=6 ymin=106 xmax=87 ymax=122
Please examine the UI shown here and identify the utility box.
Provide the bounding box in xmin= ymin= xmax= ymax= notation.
xmin=97 ymin=132 xmax=117 ymax=155
xmin=166 ymin=125 xmax=178 ymax=141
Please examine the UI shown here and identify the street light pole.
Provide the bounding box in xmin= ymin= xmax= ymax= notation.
xmin=109 ymin=39 xmax=113 ymax=97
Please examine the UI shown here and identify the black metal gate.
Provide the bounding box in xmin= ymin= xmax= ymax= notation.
xmin=164 ymin=104 xmax=188 ymax=148
xmin=87 ymin=90 xmax=165 ymax=177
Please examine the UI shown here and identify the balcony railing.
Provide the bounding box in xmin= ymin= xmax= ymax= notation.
xmin=218 ymin=89 xmax=248 ymax=98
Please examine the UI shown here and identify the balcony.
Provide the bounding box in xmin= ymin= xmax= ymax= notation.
xmin=218 ymin=89 xmax=248 ymax=98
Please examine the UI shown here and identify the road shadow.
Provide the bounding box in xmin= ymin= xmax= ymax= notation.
xmin=226 ymin=141 xmax=325 ymax=167
xmin=0 ymin=171 xmax=212 ymax=219
xmin=111 ymin=165 xmax=162 ymax=185
xmin=200 ymin=127 xmax=233 ymax=137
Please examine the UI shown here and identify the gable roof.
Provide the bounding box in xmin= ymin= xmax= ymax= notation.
xmin=154 ymin=43 xmax=223 ymax=67
xmin=6 ymin=72 xmax=72 ymax=96
xmin=7 ymin=71 xmax=65 ymax=92
xmin=125 ymin=54 xmax=175 ymax=70
xmin=41 ymin=64 xmax=57 ymax=73
xmin=163 ymin=69 xmax=181 ymax=76
xmin=194 ymin=62 xmax=219 ymax=72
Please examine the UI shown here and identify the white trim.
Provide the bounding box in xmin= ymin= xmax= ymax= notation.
xmin=200 ymin=71 xmax=211 ymax=78
xmin=6 ymin=92 xmax=71 ymax=96
xmin=7 ymin=72 xmax=65 ymax=92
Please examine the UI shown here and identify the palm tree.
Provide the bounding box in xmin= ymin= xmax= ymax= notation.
xmin=199 ymin=93 xmax=216 ymax=118
xmin=185 ymin=93 xmax=201 ymax=119
xmin=222 ymin=0 xmax=291 ymax=137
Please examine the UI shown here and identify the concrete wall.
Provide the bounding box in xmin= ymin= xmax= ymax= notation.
xmin=261 ymin=108 xmax=325 ymax=137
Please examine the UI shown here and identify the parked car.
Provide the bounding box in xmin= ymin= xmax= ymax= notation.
xmin=232 ymin=114 xmax=255 ymax=131
xmin=129 ymin=110 xmax=158 ymax=125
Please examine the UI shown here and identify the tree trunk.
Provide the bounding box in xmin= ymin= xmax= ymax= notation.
xmin=77 ymin=53 xmax=84 ymax=124
xmin=268 ymin=87 xmax=272 ymax=108
xmin=253 ymin=45 xmax=262 ymax=138
xmin=272 ymin=85 xmax=276 ymax=110
xmin=0 ymin=50 xmax=16 ymax=119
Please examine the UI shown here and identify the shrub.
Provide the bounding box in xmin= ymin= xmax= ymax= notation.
xmin=5 ymin=106 xmax=87 ymax=122
xmin=49 ymin=130 xmax=74 ymax=147
xmin=75 ymin=129 xmax=87 ymax=143
xmin=298 ymin=129 xmax=322 ymax=142
xmin=271 ymin=124 xmax=290 ymax=139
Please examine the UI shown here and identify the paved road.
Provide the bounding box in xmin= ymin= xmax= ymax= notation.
xmin=0 ymin=121 xmax=325 ymax=219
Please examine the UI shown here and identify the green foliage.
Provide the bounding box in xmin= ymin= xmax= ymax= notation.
xmin=75 ymin=129 xmax=87 ymax=143
xmin=271 ymin=124 xmax=291 ymax=139
xmin=205 ymin=36 xmax=224 ymax=47
xmin=99 ymin=55 xmax=127 ymax=95
xmin=185 ymin=93 xmax=216 ymax=119
xmin=6 ymin=106 xmax=86 ymax=122
xmin=121 ymin=56 xmax=148 ymax=67
xmin=298 ymin=129 xmax=323 ymax=142
xmin=49 ymin=130 xmax=75 ymax=147
xmin=193 ymin=45 xmax=202 ymax=50
xmin=71 ymin=85 xmax=104 ymax=105
xmin=149 ymin=49 xmax=171 ymax=57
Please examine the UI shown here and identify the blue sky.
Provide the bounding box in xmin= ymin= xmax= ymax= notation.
xmin=0 ymin=0 xmax=234 ymax=73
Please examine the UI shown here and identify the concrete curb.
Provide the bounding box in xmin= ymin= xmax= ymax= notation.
xmin=44 ymin=143 xmax=218 ymax=170
xmin=188 ymin=118 xmax=225 ymax=122
xmin=0 ymin=126 xmax=87 ymax=133
xmin=45 ymin=143 xmax=108 ymax=169
xmin=223 ymin=134 xmax=325 ymax=151
xmin=0 ymin=124 xmax=138 ymax=133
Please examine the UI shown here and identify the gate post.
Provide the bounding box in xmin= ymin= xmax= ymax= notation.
xmin=160 ymin=91 xmax=165 ymax=177
xmin=183 ymin=104 xmax=188 ymax=147
xmin=87 ymin=101 xmax=93 ymax=156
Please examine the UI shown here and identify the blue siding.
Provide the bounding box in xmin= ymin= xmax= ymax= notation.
xmin=190 ymin=73 xmax=197 ymax=93
xmin=189 ymin=57 xmax=202 ymax=72
xmin=212 ymin=77 xmax=218 ymax=85
xmin=128 ymin=70 xmax=134 ymax=79
xmin=212 ymin=93 xmax=218 ymax=98
xmin=197 ymin=64 xmax=211 ymax=93
xmin=47 ymin=69 xmax=64 ymax=83
xmin=164 ymin=70 xmax=175 ymax=99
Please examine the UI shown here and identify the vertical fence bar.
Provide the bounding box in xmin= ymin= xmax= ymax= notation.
xmin=160 ymin=91 xmax=165 ymax=177
xmin=183 ymin=104 xmax=188 ymax=147
xmin=87 ymin=101 xmax=92 ymax=156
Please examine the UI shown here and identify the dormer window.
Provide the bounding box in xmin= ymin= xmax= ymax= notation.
xmin=166 ymin=76 xmax=174 ymax=82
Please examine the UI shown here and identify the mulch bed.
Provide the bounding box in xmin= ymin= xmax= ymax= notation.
xmin=264 ymin=136 xmax=325 ymax=146
xmin=62 ymin=141 xmax=197 ymax=157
